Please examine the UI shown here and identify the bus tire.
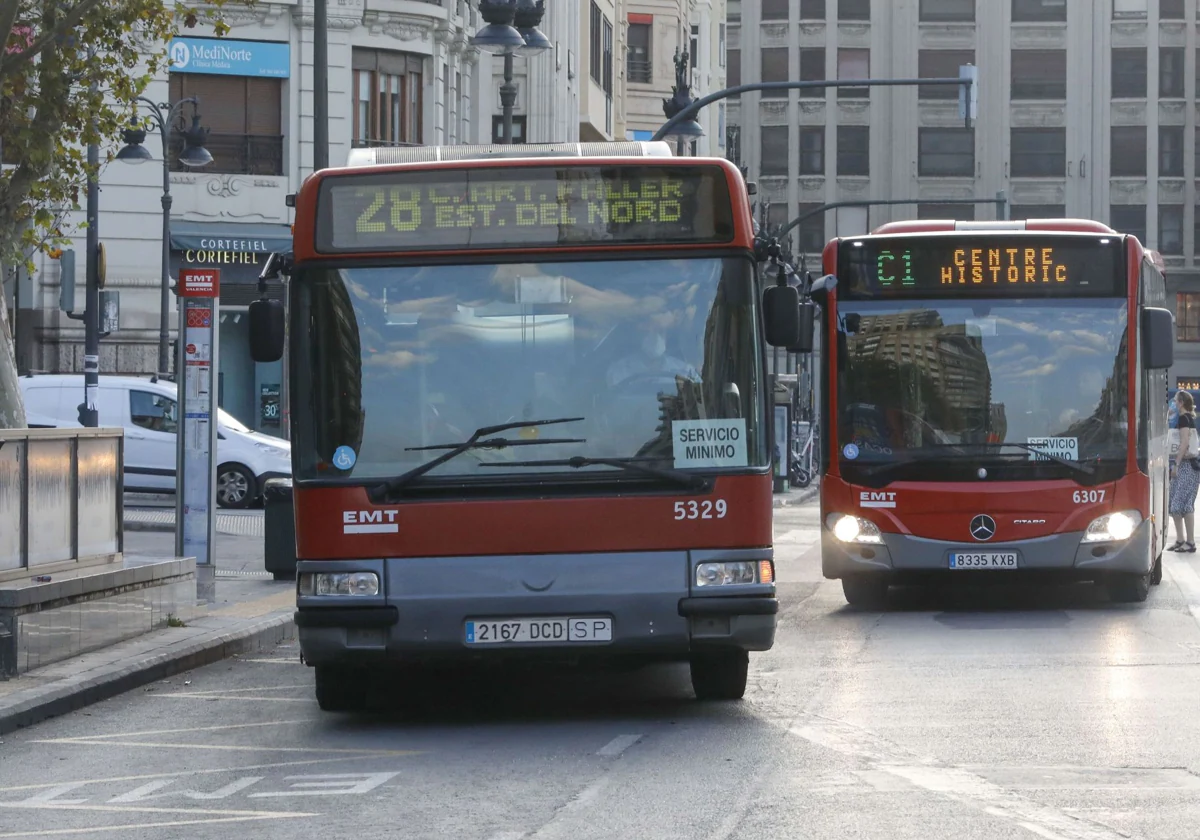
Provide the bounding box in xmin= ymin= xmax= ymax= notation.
xmin=314 ymin=666 xmax=368 ymax=712
xmin=1106 ymin=572 xmax=1151 ymax=604
xmin=1151 ymin=556 xmax=1163 ymax=586
xmin=690 ymin=649 xmax=749 ymax=701
xmin=842 ymin=576 xmax=889 ymax=609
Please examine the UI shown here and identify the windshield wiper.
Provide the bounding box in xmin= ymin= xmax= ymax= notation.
xmin=479 ymin=455 xmax=708 ymax=491
xmin=368 ymin=417 xmax=585 ymax=501
xmin=856 ymin=441 xmax=1095 ymax=480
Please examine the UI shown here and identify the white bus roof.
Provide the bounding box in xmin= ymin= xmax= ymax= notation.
xmin=345 ymin=141 xmax=675 ymax=167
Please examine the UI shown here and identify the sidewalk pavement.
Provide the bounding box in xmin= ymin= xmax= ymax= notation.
xmin=773 ymin=481 xmax=820 ymax=507
xmin=0 ymin=532 xmax=296 ymax=736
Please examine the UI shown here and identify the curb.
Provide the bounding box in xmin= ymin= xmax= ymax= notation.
xmin=0 ymin=613 xmax=296 ymax=736
xmin=773 ymin=484 xmax=820 ymax=507
xmin=123 ymin=519 xmax=174 ymax=533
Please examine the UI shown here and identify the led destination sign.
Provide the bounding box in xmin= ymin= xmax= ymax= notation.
xmin=316 ymin=165 xmax=736 ymax=253
xmin=838 ymin=236 xmax=1124 ymax=299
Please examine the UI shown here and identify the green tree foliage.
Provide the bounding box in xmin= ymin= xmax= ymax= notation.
xmin=0 ymin=0 xmax=231 ymax=427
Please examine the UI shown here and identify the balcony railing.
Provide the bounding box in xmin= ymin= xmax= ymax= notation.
xmin=170 ymin=133 xmax=284 ymax=176
xmin=351 ymin=138 xmax=424 ymax=149
xmin=627 ymin=58 xmax=652 ymax=84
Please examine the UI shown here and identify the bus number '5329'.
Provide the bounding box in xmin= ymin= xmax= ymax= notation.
xmin=675 ymin=500 xmax=728 ymax=520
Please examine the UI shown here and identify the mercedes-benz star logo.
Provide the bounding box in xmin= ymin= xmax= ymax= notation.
xmin=970 ymin=514 xmax=997 ymax=541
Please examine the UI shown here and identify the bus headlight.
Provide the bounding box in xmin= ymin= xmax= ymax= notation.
xmin=298 ymin=572 xmax=380 ymax=596
xmin=695 ymin=560 xmax=773 ymax=586
xmin=1083 ymin=510 xmax=1142 ymax=543
xmin=827 ymin=513 xmax=884 ymax=544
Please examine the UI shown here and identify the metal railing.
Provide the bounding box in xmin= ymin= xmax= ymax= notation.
xmin=0 ymin=428 xmax=124 ymax=581
xmin=627 ymin=58 xmax=652 ymax=84
xmin=170 ymin=133 xmax=284 ymax=176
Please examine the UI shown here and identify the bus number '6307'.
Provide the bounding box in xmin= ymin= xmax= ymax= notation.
xmin=675 ymin=500 xmax=728 ymax=520
xmin=1073 ymin=489 xmax=1106 ymax=504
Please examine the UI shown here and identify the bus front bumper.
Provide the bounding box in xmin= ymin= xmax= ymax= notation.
xmin=293 ymin=550 xmax=777 ymax=668
xmin=821 ymin=519 xmax=1154 ymax=580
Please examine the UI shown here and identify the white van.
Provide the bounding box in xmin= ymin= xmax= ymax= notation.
xmin=19 ymin=374 xmax=292 ymax=509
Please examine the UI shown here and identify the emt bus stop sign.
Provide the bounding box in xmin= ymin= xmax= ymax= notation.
xmin=175 ymin=268 xmax=221 ymax=597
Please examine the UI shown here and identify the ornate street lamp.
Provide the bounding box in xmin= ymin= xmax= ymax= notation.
xmin=472 ymin=0 xmax=551 ymax=143
xmin=662 ymin=48 xmax=704 ymax=155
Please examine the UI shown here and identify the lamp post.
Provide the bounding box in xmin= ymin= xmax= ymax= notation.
xmin=661 ymin=48 xmax=703 ymax=155
xmin=471 ymin=0 xmax=551 ymax=144
xmin=115 ymin=98 xmax=213 ymax=375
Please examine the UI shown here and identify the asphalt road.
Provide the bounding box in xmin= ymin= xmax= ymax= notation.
xmin=5 ymin=499 xmax=1200 ymax=839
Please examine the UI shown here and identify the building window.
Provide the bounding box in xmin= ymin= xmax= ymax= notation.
xmin=1178 ymin=293 xmax=1200 ymax=341
xmin=1011 ymin=128 xmax=1065 ymax=177
xmin=719 ymin=24 xmax=726 ymax=67
xmin=919 ymin=50 xmax=973 ymax=100
xmin=1162 ymin=0 xmax=1185 ymax=19
xmin=1009 ymin=204 xmax=1066 ymax=220
xmin=762 ymin=0 xmax=790 ymax=20
xmin=1012 ymin=0 xmax=1067 ymax=22
xmin=627 ymin=20 xmax=652 ymax=83
xmin=838 ymin=0 xmax=870 ymax=20
xmin=1160 ymin=126 xmax=1184 ymax=177
xmin=760 ymin=126 xmax=789 ymax=176
xmin=837 ymin=125 xmax=869 ymax=176
xmin=1111 ymin=126 xmax=1147 ymax=176
xmin=1112 ymin=48 xmax=1147 ymax=98
xmin=1113 ymin=0 xmax=1147 ymax=17
xmin=690 ymin=25 xmax=699 ymax=72
xmin=800 ymin=49 xmax=826 ymax=98
xmin=837 ymin=48 xmax=869 ymax=99
xmin=918 ymin=203 xmax=976 ymax=221
xmin=168 ymin=74 xmax=284 ymax=175
xmin=1110 ymin=204 xmax=1147 ymax=243
xmin=728 ymin=49 xmax=741 ymax=89
xmin=799 ymin=127 xmax=824 ymax=175
xmin=762 ymin=48 xmax=790 ymax=97
xmin=1160 ymin=47 xmax=1185 ymax=98
xmin=351 ymin=49 xmax=423 ymax=148
xmin=1159 ymin=205 xmax=1184 ymax=255
xmin=491 ymin=115 xmax=527 ymax=143
xmin=919 ymin=0 xmax=975 ymax=21
xmin=602 ymin=18 xmax=613 ymax=96
xmin=800 ymin=0 xmax=826 ymax=19
xmin=589 ymin=2 xmax=603 ymax=84
xmin=1194 ymin=209 xmax=1200 ymax=256
xmin=918 ymin=127 xmax=974 ymax=177
xmin=795 ymin=203 xmax=827 ymax=253
xmin=1011 ymin=50 xmax=1066 ymax=99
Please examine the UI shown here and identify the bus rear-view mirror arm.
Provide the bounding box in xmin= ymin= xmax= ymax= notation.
xmin=1142 ymin=307 xmax=1174 ymax=370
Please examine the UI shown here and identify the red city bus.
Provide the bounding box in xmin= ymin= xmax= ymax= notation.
xmin=251 ymin=142 xmax=800 ymax=710
xmin=810 ymin=218 xmax=1176 ymax=607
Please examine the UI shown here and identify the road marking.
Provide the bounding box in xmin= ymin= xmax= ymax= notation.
xmin=596 ymin=734 xmax=642 ymax=757
xmin=237 ymin=658 xmax=302 ymax=665
xmin=249 ymin=772 xmax=400 ymax=798
xmin=0 ymin=802 xmax=316 ymax=838
xmin=33 ymin=720 xmax=312 ymax=742
xmin=109 ymin=777 xmax=264 ymax=803
xmin=791 ymin=715 xmax=1128 ymax=840
xmin=1164 ymin=555 xmax=1200 ymax=628
xmin=158 ymin=685 xmax=309 ymax=696
xmin=0 ymin=817 xmax=307 ymax=838
xmin=486 ymin=833 xmax=527 ymax=840
xmin=0 ymin=757 xmax=372 ymax=794
xmin=150 ymin=693 xmax=311 ymax=703
xmin=29 ymin=739 xmax=419 ymax=756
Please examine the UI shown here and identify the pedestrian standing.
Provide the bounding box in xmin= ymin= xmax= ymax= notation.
xmin=1169 ymin=390 xmax=1199 ymax=552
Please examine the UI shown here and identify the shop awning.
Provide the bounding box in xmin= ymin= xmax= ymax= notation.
xmin=169 ymin=220 xmax=293 ymax=254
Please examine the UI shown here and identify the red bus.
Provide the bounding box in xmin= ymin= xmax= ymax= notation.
xmin=250 ymin=142 xmax=801 ymax=710
xmin=812 ymin=218 xmax=1175 ymax=607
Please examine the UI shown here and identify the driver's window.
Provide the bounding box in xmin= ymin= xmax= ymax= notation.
xmin=130 ymin=391 xmax=178 ymax=434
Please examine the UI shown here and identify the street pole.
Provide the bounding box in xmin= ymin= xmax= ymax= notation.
xmin=157 ymin=133 xmax=172 ymax=376
xmin=500 ymin=51 xmax=516 ymax=144
xmin=996 ymin=190 xmax=1009 ymax=220
xmin=80 ymin=72 xmax=100 ymax=426
xmin=313 ymin=0 xmax=328 ymax=169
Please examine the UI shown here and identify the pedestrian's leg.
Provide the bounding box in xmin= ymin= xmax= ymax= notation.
xmin=1186 ymin=512 xmax=1196 ymax=547
xmin=1171 ymin=515 xmax=1186 ymax=547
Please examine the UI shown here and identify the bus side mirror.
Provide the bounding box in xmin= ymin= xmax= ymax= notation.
xmin=1142 ymin=306 xmax=1175 ymax=370
xmin=788 ymin=300 xmax=816 ymax=354
xmin=249 ymin=299 xmax=285 ymax=362
xmin=762 ymin=284 xmax=801 ymax=347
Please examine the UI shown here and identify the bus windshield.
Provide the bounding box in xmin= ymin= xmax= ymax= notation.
xmin=291 ymin=255 xmax=767 ymax=482
xmin=836 ymin=297 xmax=1129 ymax=480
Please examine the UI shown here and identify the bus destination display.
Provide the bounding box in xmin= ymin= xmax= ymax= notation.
xmin=838 ymin=237 xmax=1123 ymax=299
xmin=315 ymin=165 xmax=735 ymax=253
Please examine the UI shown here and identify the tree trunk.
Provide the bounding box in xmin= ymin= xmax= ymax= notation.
xmin=0 ymin=290 xmax=27 ymax=428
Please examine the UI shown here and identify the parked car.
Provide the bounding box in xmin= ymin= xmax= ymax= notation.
xmin=19 ymin=373 xmax=291 ymax=508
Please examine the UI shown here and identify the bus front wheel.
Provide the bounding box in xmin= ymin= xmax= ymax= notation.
xmin=842 ymin=576 xmax=890 ymax=609
xmin=1106 ymin=572 xmax=1151 ymax=604
xmin=690 ymin=649 xmax=749 ymax=700
xmin=314 ymin=665 xmax=369 ymax=712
